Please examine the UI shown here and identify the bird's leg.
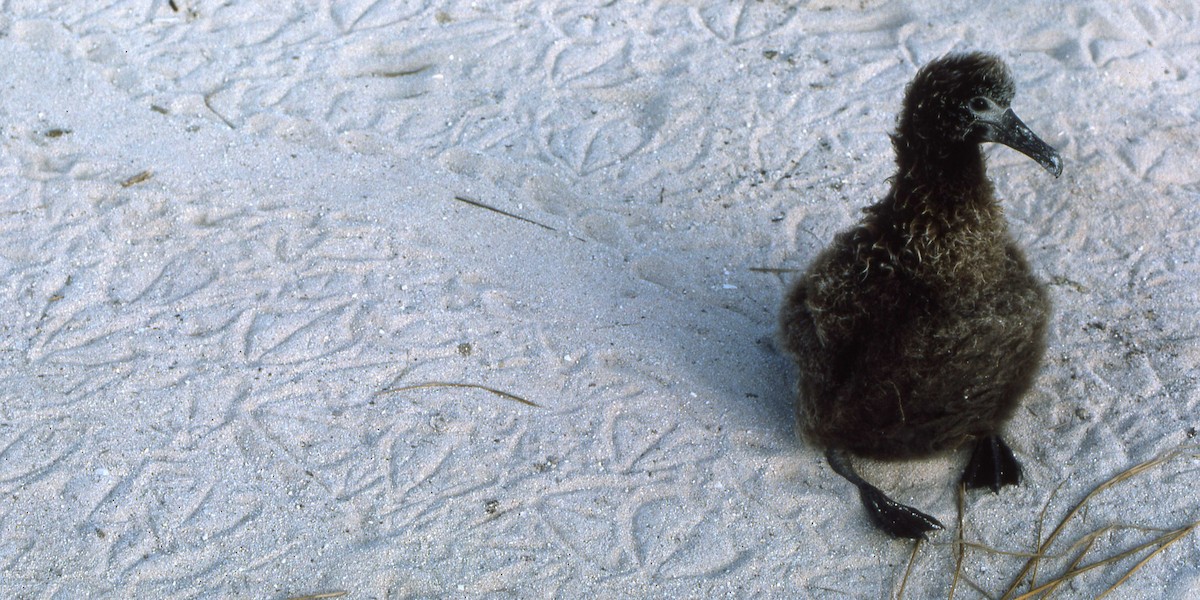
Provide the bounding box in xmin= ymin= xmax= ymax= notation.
xmin=961 ymin=435 xmax=1022 ymax=493
xmin=825 ymin=448 xmax=944 ymax=539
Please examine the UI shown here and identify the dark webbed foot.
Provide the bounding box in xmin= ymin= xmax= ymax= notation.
xmin=856 ymin=482 xmax=945 ymax=539
xmin=962 ymin=435 xmax=1022 ymax=493
xmin=825 ymin=448 xmax=944 ymax=540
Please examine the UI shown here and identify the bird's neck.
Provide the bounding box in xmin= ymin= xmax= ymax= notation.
xmin=857 ymin=136 xmax=1010 ymax=283
xmin=892 ymin=136 xmax=991 ymax=203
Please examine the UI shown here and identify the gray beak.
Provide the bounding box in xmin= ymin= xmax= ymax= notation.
xmin=979 ymin=108 xmax=1063 ymax=177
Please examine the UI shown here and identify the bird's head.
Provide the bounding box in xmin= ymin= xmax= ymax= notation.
xmin=899 ymin=52 xmax=1062 ymax=177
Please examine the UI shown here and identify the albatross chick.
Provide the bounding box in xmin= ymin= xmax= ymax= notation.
xmin=780 ymin=52 xmax=1063 ymax=539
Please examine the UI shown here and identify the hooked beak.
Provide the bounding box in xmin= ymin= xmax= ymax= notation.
xmin=978 ymin=108 xmax=1063 ymax=177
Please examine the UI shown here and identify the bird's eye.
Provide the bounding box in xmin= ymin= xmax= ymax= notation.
xmin=969 ymin=97 xmax=990 ymax=112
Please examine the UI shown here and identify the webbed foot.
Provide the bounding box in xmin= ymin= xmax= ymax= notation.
xmin=826 ymin=447 xmax=944 ymax=539
xmin=962 ymin=435 xmax=1022 ymax=493
xmin=857 ymin=483 xmax=945 ymax=539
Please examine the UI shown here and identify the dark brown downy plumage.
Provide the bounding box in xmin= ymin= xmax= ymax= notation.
xmin=780 ymin=52 xmax=1063 ymax=539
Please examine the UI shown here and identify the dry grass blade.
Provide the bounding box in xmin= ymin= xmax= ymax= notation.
xmin=938 ymin=526 xmax=1159 ymax=599
xmin=380 ymin=381 xmax=540 ymax=407
xmin=203 ymin=91 xmax=235 ymax=128
xmin=1014 ymin=521 xmax=1178 ymax=597
xmin=120 ymin=170 xmax=153 ymax=187
xmin=453 ymin=196 xmax=557 ymax=232
xmin=1030 ymin=479 xmax=1067 ymax=589
xmin=1000 ymin=445 xmax=1199 ymax=599
xmin=1035 ymin=527 xmax=1099 ymax=598
xmin=956 ymin=541 xmax=1041 ymax=558
xmin=1011 ymin=523 xmax=1196 ymax=600
xmin=1027 ymin=477 xmax=1065 ymax=590
xmin=949 ymin=482 xmax=966 ymax=600
xmin=372 ymin=64 xmax=432 ymax=77
xmin=1097 ymin=520 xmax=1200 ymax=599
xmin=896 ymin=538 xmax=922 ymax=600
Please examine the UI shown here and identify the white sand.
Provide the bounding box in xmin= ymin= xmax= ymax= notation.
xmin=1 ymin=2 xmax=1198 ymax=598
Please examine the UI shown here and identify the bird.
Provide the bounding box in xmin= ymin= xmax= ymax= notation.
xmin=779 ymin=52 xmax=1063 ymax=539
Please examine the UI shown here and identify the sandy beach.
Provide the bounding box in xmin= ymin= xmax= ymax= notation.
xmin=1 ymin=1 xmax=1198 ymax=597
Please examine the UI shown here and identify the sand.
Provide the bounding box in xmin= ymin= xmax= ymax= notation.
xmin=1 ymin=1 xmax=1198 ymax=598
